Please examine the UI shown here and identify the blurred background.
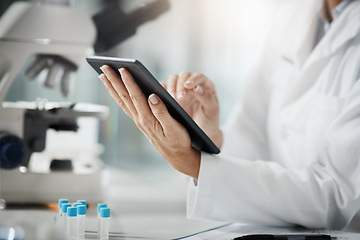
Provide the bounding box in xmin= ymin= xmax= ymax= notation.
xmin=1 ymin=0 xmax=287 ymax=172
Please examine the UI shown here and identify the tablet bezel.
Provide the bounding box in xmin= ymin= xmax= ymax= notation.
xmin=86 ymin=56 xmax=220 ymax=154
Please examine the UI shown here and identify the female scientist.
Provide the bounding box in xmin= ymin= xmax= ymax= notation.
xmin=99 ymin=0 xmax=360 ymax=230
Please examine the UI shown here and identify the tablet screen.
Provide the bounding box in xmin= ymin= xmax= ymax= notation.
xmin=87 ymin=56 xmax=220 ymax=154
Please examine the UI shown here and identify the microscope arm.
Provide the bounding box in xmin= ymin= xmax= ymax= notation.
xmin=93 ymin=0 xmax=170 ymax=53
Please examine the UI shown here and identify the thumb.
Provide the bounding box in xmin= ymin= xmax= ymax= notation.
xmin=148 ymin=94 xmax=178 ymax=133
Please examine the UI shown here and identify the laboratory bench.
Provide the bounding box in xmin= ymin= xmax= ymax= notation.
xmin=1 ymin=166 xmax=360 ymax=239
xmin=0 ymin=167 xmax=223 ymax=239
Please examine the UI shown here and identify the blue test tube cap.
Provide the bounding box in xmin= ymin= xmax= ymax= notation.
xmin=73 ymin=203 xmax=82 ymax=208
xmin=58 ymin=199 xmax=68 ymax=209
xmin=97 ymin=203 xmax=107 ymax=213
xmin=100 ymin=208 xmax=110 ymax=218
xmin=77 ymin=205 xmax=86 ymax=215
xmin=67 ymin=207 xmax=77 ymax=217
xmin=61 ymin=203 xmax=72 ymax=213
xmin=77 ymin=200 xmax=87 ymax=206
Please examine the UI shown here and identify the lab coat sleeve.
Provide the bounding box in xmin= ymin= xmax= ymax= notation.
xmin=187 ymin=80 xmax=360 ymax=230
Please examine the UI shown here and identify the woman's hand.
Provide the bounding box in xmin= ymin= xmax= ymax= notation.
xmin=166 ymin=72 xmax=223 ymax=148
xmin=99 ymin=66 xmax=201 ymax=179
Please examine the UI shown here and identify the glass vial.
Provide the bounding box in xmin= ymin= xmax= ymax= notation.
xmin=97 ymin=203 xmax=107 ymax=238
xmin=77 ymin=205 xmax=86 ymax=239
xmin=99 ymin=208 xmax=110 ymax=240
xmin=66 ymin=207 xmax=77 ymax=240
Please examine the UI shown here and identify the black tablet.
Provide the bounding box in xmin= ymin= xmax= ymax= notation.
xmin=86 ymin=56 xmax=220 ymax=154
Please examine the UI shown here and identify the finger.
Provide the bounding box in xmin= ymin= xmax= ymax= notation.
xmin=118 ymin=68 xmax=160 ymax=133
xmin=167 ymin=74 xmax=178 ymax=98
xmin=119 ymin=68 xmax=153 ymax=115
xmin=176 ymin=71 xmax=191 ymax=99
xmin=184 ymin=73 xmax=218 ymax=114
xmin=99 ymin=73 xmax=133 ymax=118
xmin=100 ymin=65 xmax=138 ymax=117
xmin=148 ymin=94 xmax=183 ymax=136
xmin=183 ymin=72 xmax=213 ymax=90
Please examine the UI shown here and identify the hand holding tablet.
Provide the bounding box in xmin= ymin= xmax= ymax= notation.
xmin=87 ymin=56 xmax=220 ymax=155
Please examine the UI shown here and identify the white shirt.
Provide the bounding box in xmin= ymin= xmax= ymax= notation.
xmin=187 ymin=0 xmax=360 ymax=230
xmin=314 ymin=0 xmax=354 ymax=48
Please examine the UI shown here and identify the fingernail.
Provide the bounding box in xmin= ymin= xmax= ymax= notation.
xmin=149 ymin=94 xmax=159 ymax=105
xmin=100 ymin=66 xmax=106 ymax=72
xmin=118 ymin=68 xmax=125 ymax=75
xmin=185 ymin=80 xmax=192 ymax=86
xmin=195 ymin=85 xmax=203 ymax=94
xmin=99 ymin=74 xmax=105 ymax=81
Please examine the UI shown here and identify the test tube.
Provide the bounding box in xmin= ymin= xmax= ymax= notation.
xmin=99 ymin=208 xmax=110 ymax=240
xmin=60 ymin=203 xmax=72 ymax=231
xmin=58 ymin=199 xmax=68 ymax=215
xmin=66 ymin=207 xmax=77 ymax=239
xmin=97 ymin=203 xmax=107 ymax=237
xmin=77 ymin=205 xmax=86 ymax=239
xmin=61 ymin=203 xmax=72 ymax=218
xmin=56 ymin=199 xmax=68 ymax=224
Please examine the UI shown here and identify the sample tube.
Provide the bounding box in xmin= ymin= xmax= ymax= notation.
xmin=99 ymin=208 xmax=110 ymax=240
xmin=66 ymin=207 xmax=77 ymax=239
xmin=77 ymin=205 xmax=86 ymax=239
xmin=56 ymin=199 xmax=68 ymax=224
xmin=97 ymin=203 xmax=107 ymax=217
xmin=97 ymin=203 xmax=107 ymax=237
xmin=59 ymin=203 xmax=72 ymax=231
xmin=58 ymin=199 xmax=69 ymax=215
xmin=61 ymin=203 xmax=72 ymax=218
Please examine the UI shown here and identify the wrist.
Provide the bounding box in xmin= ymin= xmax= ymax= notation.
xmin=170 ymin=148 xmax=201 ymax=180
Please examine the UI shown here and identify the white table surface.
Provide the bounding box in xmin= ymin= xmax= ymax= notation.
xmin=0 ymin=167 xmax=223 ymax=239
xmin=1 ymin=166 xmax=360 ymax=239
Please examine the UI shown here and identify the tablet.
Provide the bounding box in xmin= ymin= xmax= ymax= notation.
xmin=86 ymin=56 xmax=220 ymax=154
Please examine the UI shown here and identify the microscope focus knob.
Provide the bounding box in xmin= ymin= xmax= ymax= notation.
xmin=0 ymin=134 xmax=25 ymax=169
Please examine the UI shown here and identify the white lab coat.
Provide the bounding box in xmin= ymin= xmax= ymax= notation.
xmin=187 ymin=0 xmax=360 ymax=230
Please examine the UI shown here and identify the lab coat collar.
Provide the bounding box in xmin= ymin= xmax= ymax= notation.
xmin=299 ymin=0 xmax=360 ymax=70
xmin=281 ymin=0 xmax=360 ymax=108
xmin=317 ymin=0 xmax=354 ymax=34
xmin=319 ymin=0 xmax=360 ymax=55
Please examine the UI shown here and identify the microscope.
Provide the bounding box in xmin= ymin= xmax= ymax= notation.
xmin=0 ymin=1 xmax=109 ymax=204
xmin=0 ymin=0 xmax=170 ymax=204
